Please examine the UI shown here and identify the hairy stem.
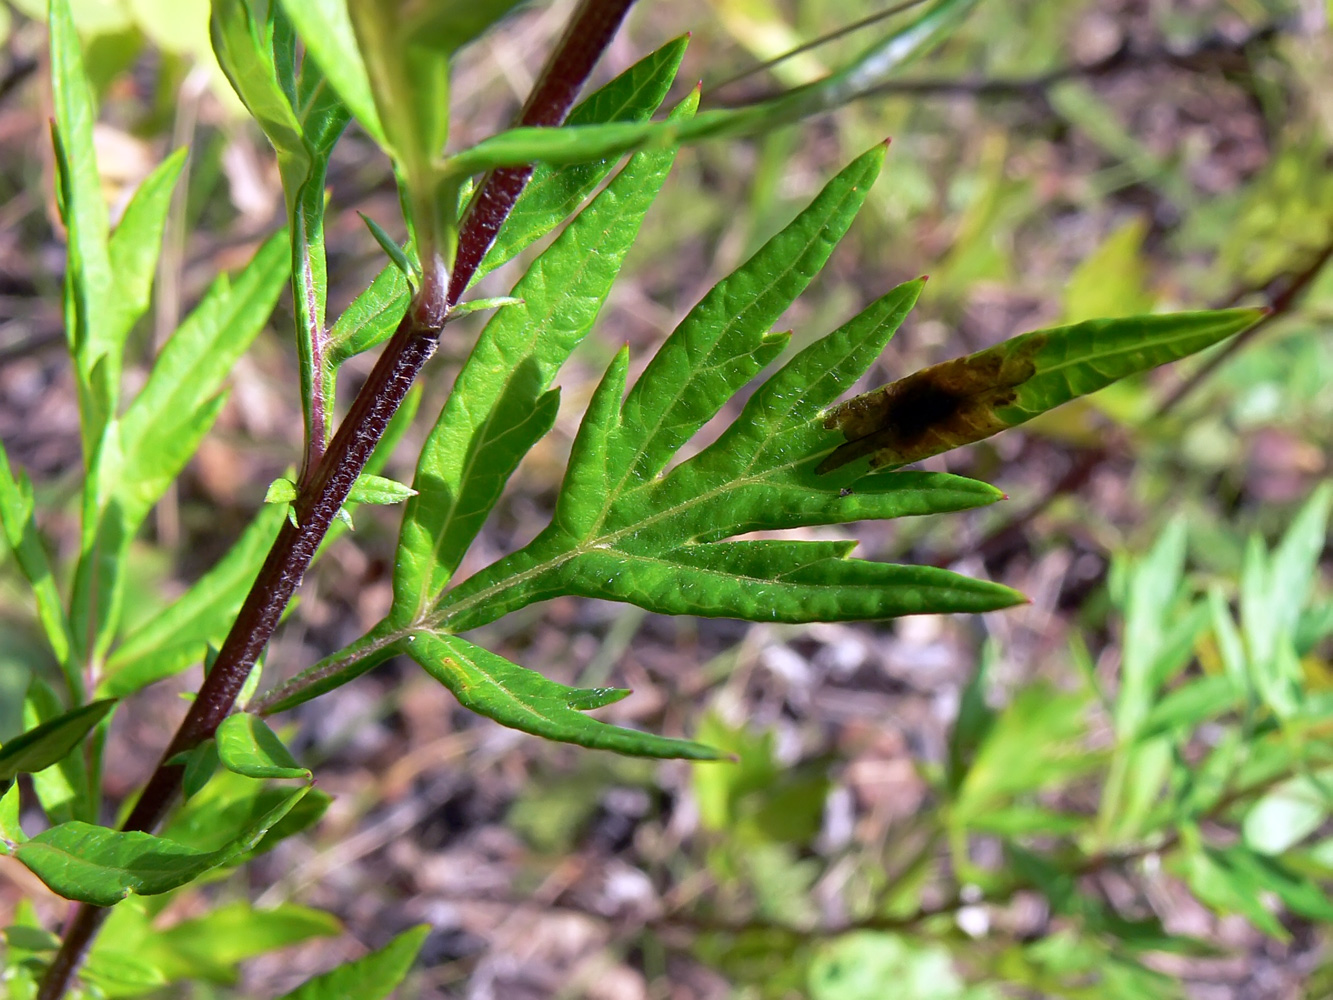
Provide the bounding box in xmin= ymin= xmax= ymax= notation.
xmin=36 ymin=2 xmax=637 ymax=996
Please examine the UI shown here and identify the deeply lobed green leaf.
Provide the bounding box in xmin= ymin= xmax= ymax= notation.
xmin=392 ymin=89 xmax=700 ymax=620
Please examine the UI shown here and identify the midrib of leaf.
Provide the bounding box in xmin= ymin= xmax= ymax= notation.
xmin=418 ymin=243 xmax=610 ymax=588
xmin=297 ymin=77 xmax=329 ymax=127
xmin=607 ymin=176 xmax=870 ymax=510
xmin=424 ymin=431 xmax=854 ymax=631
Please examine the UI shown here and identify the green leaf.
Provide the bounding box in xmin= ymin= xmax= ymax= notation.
xmin=211 ymin=0 xmax=304 ymax=161
xmin=277 ymin=0 xmax=386 ymax=148
xmin=613 ymin=145 xmax=887 ymax=484
xmin=1256 ymin=483 xmax=1333 ymax=660
xmin=392 ymin=90 xmax=699 ymax=619
xmin=15 ymin=786 xmax=308 ymax=906
xmin=275 ymin=924 xmax=430 ymax=1000
xmin=265 ymin=478 xmax=299 ymax=504
xmin=408 ymin=633 xmax=721 ymax=759
xmin=216 ymin=714 xmax=310 ymax=780
xmin=346 ymin=473 xmax=417 ymax=506
xmin=1 ymin=780 xmax=24 ymax=848
xmin=434 ymin=279 xmax=1013 ymax=635
xmin=88 ymin=899 xmax=340 ymax=989
xmin=100 ymin=503 xmax=286 ymax=698
xmin=1244 ymin=773 xmax=1333 ymax=855
xmin=21 ymin=678 xmax=97 ymax=825
xmin=952 ymin=685 xmax=1097 ymax=828
xmin=1114 ymin=518 xmax=1193 ymax=740
xmin=555 ymin=540 xmax=1020 ymax=622
xmin=818 ymin=308 xmax=1264 ymax=473
xmin=161 ymin=766 xmax=332 ymax=859
xmin=446 ymin=0 xmax=979 ymax=183
xmin=0 ymin=444 xmax=75 ymax=676
xmin=326 ymin=259 xmax=410 ymax=367
xmin=475 ymin=34 xmax=690 ymax=282
xmin=448 ymin=295 xmax=523 ymax=319
xmin=397 ymin=0 xmax=523 ymax=54
xmin=0 ymin=700 xmax=114 ymax=784
xmin=809 ymin=932 xmax=974 ymax=1000
xmin=152 ymin=902 xmax=340 ymax=984
xmin=179 ymin=740 xmax=221 ymax=799
xmin=49 ymin=0 xmax=114 ymax=450
xmin=107 ymin=148 xmax=188 ymax=328
xmin=117 ymin=231 xmax=288 ymax=530
xmin=326 ymin=36 xmax=690 ymax=368
xmin=947 ymin=638 xmax=998 ymax=795
xmin=360 ymin=211 xmax=417 ymax=284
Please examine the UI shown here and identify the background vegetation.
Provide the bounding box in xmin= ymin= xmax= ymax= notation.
xmin=0 ymin=0 xmax=1330 ymax=997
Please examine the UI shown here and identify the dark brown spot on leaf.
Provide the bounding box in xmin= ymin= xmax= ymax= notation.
xmin=817 ymin=334 xmax=1045 ymax=473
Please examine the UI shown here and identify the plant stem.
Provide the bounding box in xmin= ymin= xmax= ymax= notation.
xmin=35 ymin=2 xmax=636 ymax=996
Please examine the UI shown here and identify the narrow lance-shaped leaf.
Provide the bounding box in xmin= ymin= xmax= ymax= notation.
xmin=557 ymin=540 xmax=1023 ymax=623
xmin=276 ymin=925 xmax=429 ymax=1000
xmin=21 ymin=678 xmax=98 ymax=825
xmin=67 ymin=234 xmax=287 ymax=668
xmin=817 ymin=308 xmax=1264 ymax=473
xmin=48 ymin=0 xmax=113 ymax=451
xmin=408 ymin=633 xmax=722 ymax=760
xmin=117 ymin=231 xmax=289 ymax=527
xmin=0 ymin=444 xmax=75 ymax=675
xmin=0 ymin=700 xmax=115 ymax=785
xmin=15 ymin=787 xmax=309 ymax=907
xmin=107 ymin=148 xmax=188 ymax=330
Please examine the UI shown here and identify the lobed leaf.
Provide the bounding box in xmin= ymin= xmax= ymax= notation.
xmin=818 ymin=308 xmax=1264 ymax=473
xmin=15 ymin=787 xmax=308 ymax=907
xmin=275 ymin=924 xmax=430 ymax=1000
xmin=407 ymin=633 xmax=721 ymax=759
xmin=392 ymin=90 xmax=699 ymax=620
xmin=611 ymin=144 xmax=887 ymax=485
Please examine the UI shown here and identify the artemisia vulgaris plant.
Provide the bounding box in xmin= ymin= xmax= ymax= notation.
xmin=0 ymin=1 xmax=1274 ymax=996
